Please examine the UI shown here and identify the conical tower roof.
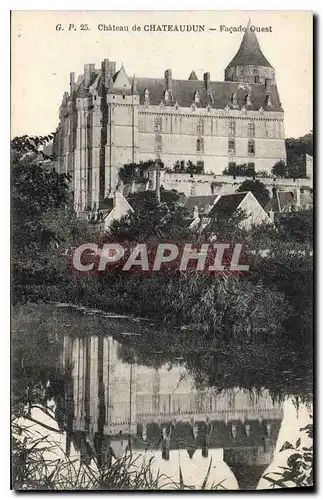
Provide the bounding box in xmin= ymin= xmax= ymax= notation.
xmin=227 ymin=21 xmax=272 ymax=68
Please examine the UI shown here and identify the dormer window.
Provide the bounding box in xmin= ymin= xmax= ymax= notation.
xmin=164 ymin=89 xmax=170 ymax=102
xmin=246 ymin=93 xmax=252 ymax=106
xmin=144 ymin=88 xmax=149 ymax=103
xmin=232 ymin=92 xmax=238 ymax=107
xmin=266 ymin=94 xmax=272 ymax=107
xmin=194 ymin=91 xmax=200 ymax=104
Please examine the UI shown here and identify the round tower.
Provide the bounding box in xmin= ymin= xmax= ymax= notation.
xmin=225 ymin=21 xmax=275 ymax=85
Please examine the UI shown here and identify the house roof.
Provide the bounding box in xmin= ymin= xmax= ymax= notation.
xmin=208 ymin=192 xmax=247 ymax=218
xmin=226 ymin=23 xmax=273 ymax=69
xmin=183 ymin=195 xmax=218 ymax=214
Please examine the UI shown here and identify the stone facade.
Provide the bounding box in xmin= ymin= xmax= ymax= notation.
xmin=53 ymin=25 xmax=286 ymax=211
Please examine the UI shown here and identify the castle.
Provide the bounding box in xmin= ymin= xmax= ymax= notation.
xmin=53 ymin=22 xmax=286 ymax=212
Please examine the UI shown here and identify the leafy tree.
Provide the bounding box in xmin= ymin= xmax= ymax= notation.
xmin=285 ymin=132 xmax=313 ymax=173
xmin=236 ymin=179 xmax=270 ymax=207
xmin=272 ymin=160 xmax=287 ymax=178
xmin=11 ymin=135 xmax=99 ymax=303
xmin=118 ymin=160 xmax=164 ymax=182
xmin=109 ymin=190 xmax=188 ymax=241
xmin=222 ymin=163 xmax=256 ymax=177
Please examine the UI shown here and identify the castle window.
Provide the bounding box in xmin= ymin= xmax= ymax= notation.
xmin=228 ymin=120 xmax=236 ymax=136
xmin=248 ymin=162 xmax=255 ymax=171
xmin=154 ymin=116 xmax=162 ymax=132
xmin=144 ymin=88 xmax=149 ymax=103
xmin=155 ymin=134 xmax=162 ymax=153
xmin=254 ymin=75 xmax=260 ymax=84
xmin=248 ymin=139 xmax=255 ymax=155
xmin=196 ymin=138 xmax=204 ymax=153
xmin=228 ymin=139 xmax=235 ymax=155
xmin=248 ymin=121 xmax=255 ymax=137
xmin=246 ymin=93 xmax=252 ymax=106
xmin=194 ymin=91 xmax=200 ymax=104
xmin=197 ymin=118 xmax=204 ymax=135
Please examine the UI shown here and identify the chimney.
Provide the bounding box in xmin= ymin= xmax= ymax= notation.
xmin=69 ymin=72 xmax=75 ymax=94
xmin=296 ymin=185 xmax=301 ymax=207
xmin=102 ymin=59 xmax=116 ymax=87
xmin=84 ymin=63 xmax=93 ymax=87
xmin=265 ymin=79 xmax=271 ymax=92
xmin=268 ymin=209 xmax=275 ymax=223
xmin=164 ymin=69 xmax=172 ymax=91
xmin=204 ymin=72 xmax=211 ymax=93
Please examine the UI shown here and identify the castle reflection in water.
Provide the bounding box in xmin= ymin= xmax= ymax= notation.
xmin=60 ymin=334 xmax=283 ymax=490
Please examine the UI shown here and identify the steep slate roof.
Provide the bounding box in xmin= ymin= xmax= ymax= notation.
xmin=183 ymin=195 xmax=218 ymax=214
xmin=226 ymin=24 xmax=273 ymax=68
xmin=135 ymin=77 xmax=282 ymax=111
xmin=208 ymin=192 xmax=247 ymax=218
xmin=71 ymin=71 xmax=282 ymax=111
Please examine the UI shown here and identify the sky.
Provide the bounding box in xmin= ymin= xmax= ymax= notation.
xmin=11 ymin=10 xmax=313 ymax=139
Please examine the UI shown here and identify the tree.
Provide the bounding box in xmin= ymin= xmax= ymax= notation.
xmin=11 ymin=135 xmax=99 ymax=303
xmin=11 ymin=135 xmax=71 ymax=253
xmin=236 ymin=180 xmax=270 ymax=207
xmin=285 ymin=132 xmax=313 ymax=172
xmin=272 ymin=160 xmax=287 ymax=178
xmin=109 ymin=190 xmax=188 ymax=241
xmin=222 ymin=163 xmax=256 ymax=177
xmin=118 ymin=160 xmax=164 ymax=182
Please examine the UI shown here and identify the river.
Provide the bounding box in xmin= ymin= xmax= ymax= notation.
xmin=12 ymin=303 xmax=313 ymax=490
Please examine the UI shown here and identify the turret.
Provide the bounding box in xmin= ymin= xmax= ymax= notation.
xmin=225 ymin=20 xmax=275 ymax=85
